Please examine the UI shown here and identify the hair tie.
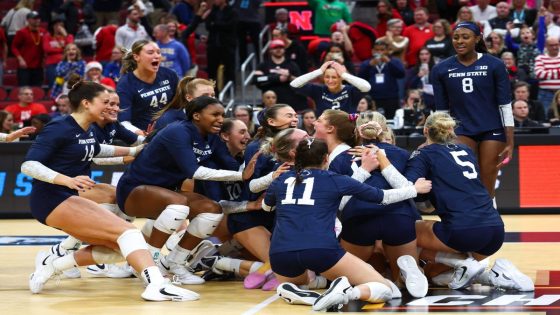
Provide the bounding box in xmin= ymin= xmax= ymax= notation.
xmin=306 ymin=137 xmax=315 ymax=149
xmin=71 ymin=80 xmax=81 ymax=90
xmin=348 ymin=113 xmax=359 ymax=122
xmin=358 ymin=121 xmax=383 ymax=139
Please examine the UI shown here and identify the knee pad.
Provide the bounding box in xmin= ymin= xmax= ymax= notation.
xmin=141 ymin=219 xmax=155 ymax=238
xmin=186 ymin=213 xmax=224 ymax=239
xmin=153 ymin=204 xmax=189 ymax=234
xmin=363 ymin=282 xmax=392 ymax=303
xmin=92 ymin=246 xmax=125 ymax=264
xmin=117 ymin=229 xmax=148 ymax=258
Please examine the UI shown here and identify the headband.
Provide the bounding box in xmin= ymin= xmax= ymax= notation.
xmin=453 ymin=22 xmax=481 ymax=36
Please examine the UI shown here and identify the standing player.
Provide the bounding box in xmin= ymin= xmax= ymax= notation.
xmin=290 ymin=61 xmax=371 ymax=116
xmin=431 ymin=21 xmax=514 ymax=199
xmin=117 ymin=40 xmax=179 ymax=134
xmin=376 ymin=112 xmax=533 ymax=291
xmin=268 ymin=138 xmax=432 ymax=310
xmin=21 ymin=81 xmax=197 ymax=301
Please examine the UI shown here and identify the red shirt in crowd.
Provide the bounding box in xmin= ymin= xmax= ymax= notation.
xmin=403 ymin=23 xmax=433 ymax=66
xmin=0 ymin=28 xmax=7 ymax=62
xmin=94 ymin=24 xmax=117 ymax=62
xmin=43 ymin=33 xmax=74 ymax=66
xmin=11 ymin=27 xmax=47 ymax=69
xmin=5 ymin=103 xmax=48 ymax=124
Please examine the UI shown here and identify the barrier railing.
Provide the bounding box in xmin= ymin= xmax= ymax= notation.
xmin=258 ymin=24 xmax=270 ymax=63
xmin=240 ymin=52 xmax=257 ymax=105
xmin=219 ymin=80 xmax=235 ymax=115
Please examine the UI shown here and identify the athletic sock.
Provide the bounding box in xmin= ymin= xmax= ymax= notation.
xmin=53 ymin=252 xmax=77 ymax=271
xmin=167 ymin=245 xmax=190 ymax=264
xmin=435 ymin=252 xmax=465 ymax=267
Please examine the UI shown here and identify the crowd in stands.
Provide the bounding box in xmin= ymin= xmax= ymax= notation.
xmin=1 ymin=0 xmax=560 ymax=140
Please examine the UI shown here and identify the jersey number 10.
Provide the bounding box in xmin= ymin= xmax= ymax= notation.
xmin=281 ymin=177 xmax=316 ymax=205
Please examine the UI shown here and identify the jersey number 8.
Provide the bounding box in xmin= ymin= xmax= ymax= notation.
xmin=450 ymin=150 xmax=477 ymax=179
xmin=462 ymin=78 xmax=474 ymax=93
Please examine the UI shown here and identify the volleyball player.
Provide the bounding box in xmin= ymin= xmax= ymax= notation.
xmin=431 ymin=21 xmax=514 ymax=200
xmin=22 ymin=81 xmax=197 ymax=301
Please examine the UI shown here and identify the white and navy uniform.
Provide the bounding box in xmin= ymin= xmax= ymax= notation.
xmin=295 ymin=84 xmax=364 ymax=116
xmin=116 ymin=120 xmax=238 ymax=212
xmin=330 ymin=141 xmax=420 ymax=246
xmin=117 ymin=67 xmax=179 ymax=130
xmin=25 ymin=116 xmax=101 ymax=224
xmin=431 ymin=54 xmax=511 ymax=141
xmin=264 ymin=169 xmax=387 ymax=277
xmin=92 ymin=122 xmax=139 ymax=145
xmin=404 ymin=143 xmax=504 ymax=255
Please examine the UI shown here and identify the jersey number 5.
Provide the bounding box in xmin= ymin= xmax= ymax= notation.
xmin=281 ymin=177 xmax=316 ymax=205
xmin=450 ymin=150 xmax=477 ymax=179
xmin=462 ymin=78 xmax=474 ymax=93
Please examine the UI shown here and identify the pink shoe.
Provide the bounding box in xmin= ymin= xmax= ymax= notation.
xmin=262 ymin=275 xmax=280 ymax=291
xmin=244 ymin=271 xmax=272 ymax=289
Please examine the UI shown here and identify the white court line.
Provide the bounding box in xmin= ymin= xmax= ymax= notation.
xmin=242 ymin=294 xmax=280 ymax=315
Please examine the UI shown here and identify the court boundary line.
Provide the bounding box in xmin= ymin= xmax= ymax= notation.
xmin=242 ymin=294 xmax=280 ymax=315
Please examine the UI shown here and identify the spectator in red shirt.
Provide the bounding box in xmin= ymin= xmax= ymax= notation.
xmin=375 ymin=0 xmax=403 ymax=36
xmin=269 ymin=8 xmax=299 ymax=38
xmin=0 ymin=27 xmax=7 ymax=86
xmin=4 ymin=86 xmax=48 ymax=125
xmin=84 ymin=61 xmax=116 ymax=90
xmin=43 ymin=16 xmax=74 ymax=87
xmin=403 ymin=7 xmax=434 ymax=67
xmin=93 ymin=20 xmax=118 ymax=64
xmin=11 ymin=11 xmax=47 ymax=86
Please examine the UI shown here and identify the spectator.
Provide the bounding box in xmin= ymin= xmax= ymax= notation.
xmin=0 ymin=110 xmax=15 ymax=133
xmin=232 ymin=0 xmax=262 ymax=63
xmin=299 ymin=108 xmax=316 ymax=136
xmin=329 ymin=25 xmax=354 ymax=58
xmin=502 ymin=51 xmax=528 ymax=83
xmin=1 ymin=0 xmax=34 ymax=44
xmin=393 ymin=89 xmax=428 ymax=129
xmin=4 ymin=86 xmax=48 ymax=126
xmin=510 ymin=0 xmax=537 ymax=28
xmin=505 ymin=24 xmax=543 ymax=80
xmin=395 ymin=0 xmax=414 ymax=26
xmin=92 ymin=0 xmax=122 ymax=30
xmin=403 ymin=7 xmax=433 ymax=67
xmin=171 ymin=0 xmax=196 ymax=25
xmin=356 ymin=95 xmax=379 ymax=113
xmin=535 ymin=37 xmax=560 ymax=113
xmin=513 ymin=99 xmax=542 ymax=127
xmin=470 ymin=0 xmax=497 ymax=22
xmin=453 ymin=6 xmax=489 ymax=38
xmin=272 ymin=26 xmax=308 ymax=75
xmin=0 ymin=27 xmax=7 ymax=86
xmin=261 ymin=90 xmax=277 ymax=109
xmin=93 ymin=20 xmax=118 ymax=64
xmin=43 ymin=16 xmax=74 ymax=87
xmin=51 ymin=43 xmax=86 ymax=99
xmin=115 ymin=7 xmax=151 ymax=50
xmin=233 ymin=105 xmax=258 ymax=137
xmin=375 ymin=0 xmax=402 ymax=36
xmin=269 ymin=8 xmax=298 ymax=38
xmin=50 ymin=94 xmax=72 ymax=118
xmin=57 ymin=0 xmax=96 ymax=36
xmin=254 ymin=39 xmax=306 ymax=112
xmin=549 ymin=90 xmax=560 ymax=125
xmin=11 ymin=11 xmax=46 ymax=87
xmin=488 ymin=2 xmax=514 ymax=37
xmin=28 ymin=113 xmax=52 ymax=140
xmin=486 ymin=31 xmax=506 ymax=57
xmin=103 ymin=46 xmax=124 ymax=83
xmin=425 ymin=19 xmax=454 ymax=64
xmin=358 ymin=39 xmax=405 ymax=119
xmin=84 ymin=61 xmax=116 ymax=90
xmin=406 ymin=47 xmax=435 ymax=109
xmin=308 ymin=0 xmax=352 ymax=36
xmin=154 ymin=24 xmax=191 ymax=78
xmin=513 ymin=81 xmax=546 ymax=122
xmin=378 ymin=18 xmax=409 ymax=67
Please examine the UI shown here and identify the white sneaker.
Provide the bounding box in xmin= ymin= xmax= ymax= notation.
xmin=158 ymin=255 xmax=205 ymax=285
xmin=50 ymin=244 xmax=81 ymax=279
xmin=141 ymin=279 xmax=200 ymax=301
xmin=165 ymin=230 xmax=186 ymax=252
xmin=386 ymin=279 xmax=402 ymax=299
xmin=431 ymin=270 xmax=454 ymax=287
xmin=186 ymin=240 xmax=217 ymax=268
xmin=29 ymin=251 xmax=60 ymax=294
xmin=488 ymin=258 xmax=534 ymax=291
xmin=312 ymin=276 xmax=352 ymax=311
xmin=397 ymin=255 xmax=428 ymax=298
xmin=86 ymin=264 xmax=134 ymax=278
xmin=277 ymin=282 xmax=320 ymax=305
xmin=449 ymin=258 xmax=484 ymax=290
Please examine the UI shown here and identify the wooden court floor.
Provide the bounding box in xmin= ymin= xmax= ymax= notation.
xmin=1 ymin=215 xmax=560 ymax=315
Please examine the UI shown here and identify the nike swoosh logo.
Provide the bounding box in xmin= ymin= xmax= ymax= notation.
xmin=458 ymin=266 xmax=468 ymax=281
xmin=492 ymin=133 xmax=502 ymax=136
xmin=491 ymin=270 xmax=499 ymax=277
xmin=42 ymin=255 xmax=50 ymax=266
xmin=159 ymin=288 xmax=179 ymax=297
xmin=174 ymin=218 xmax=183 ymax=221
xmin=160 ymin=261 xmax=170 ymax=271
xmin=138 ymin=89 xmax=144 ymax=93
xmin=96 ymin=264 xmax=105 ymax=269
xmin=448 ymin=68 xmax=458 ymax=72
xmin=75 ymin=134 xmax=81 ymax=138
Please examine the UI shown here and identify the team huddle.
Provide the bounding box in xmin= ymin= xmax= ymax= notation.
xmin=4 ymin=21 xmax=536 ymax=310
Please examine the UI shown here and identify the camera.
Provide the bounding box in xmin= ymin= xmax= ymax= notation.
xmin=513 ymin=19 xmax=523 ymax=28
xmin=373 ymin=53 xmax=382 ymax=60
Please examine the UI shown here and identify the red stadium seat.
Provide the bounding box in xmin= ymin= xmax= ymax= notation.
xmin=0 ymin=87 xmax=7 ymax=101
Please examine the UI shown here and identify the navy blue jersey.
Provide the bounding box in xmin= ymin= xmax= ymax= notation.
xmin=329 ymin=142 xmax=419 ymax=221
xmin=117 ymin=67 xmax=179 ymax=130
xmin=295 ymin=84 xmax=364 ymax=116
xmin=119 ymin=120 xmax=228 ymax=190
xmin=153 ymin=108 xmax=186 ymax=131
xmin=204 ymin=154 xmax=248 ymax=202
xmin=404 ymin=143 xmax=503 ymax=228
xmin=25 ymin=115 xmax=100 ymax=177
xmin=431 ymin=54 xmax=511 ymax=135
xmin=92 ymin=122 xmax=139 ymax=145
xmin=264 ymin=169 xmax=386 ymax=253
xmin=243 ymin=140 xmax=277 ymax=201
